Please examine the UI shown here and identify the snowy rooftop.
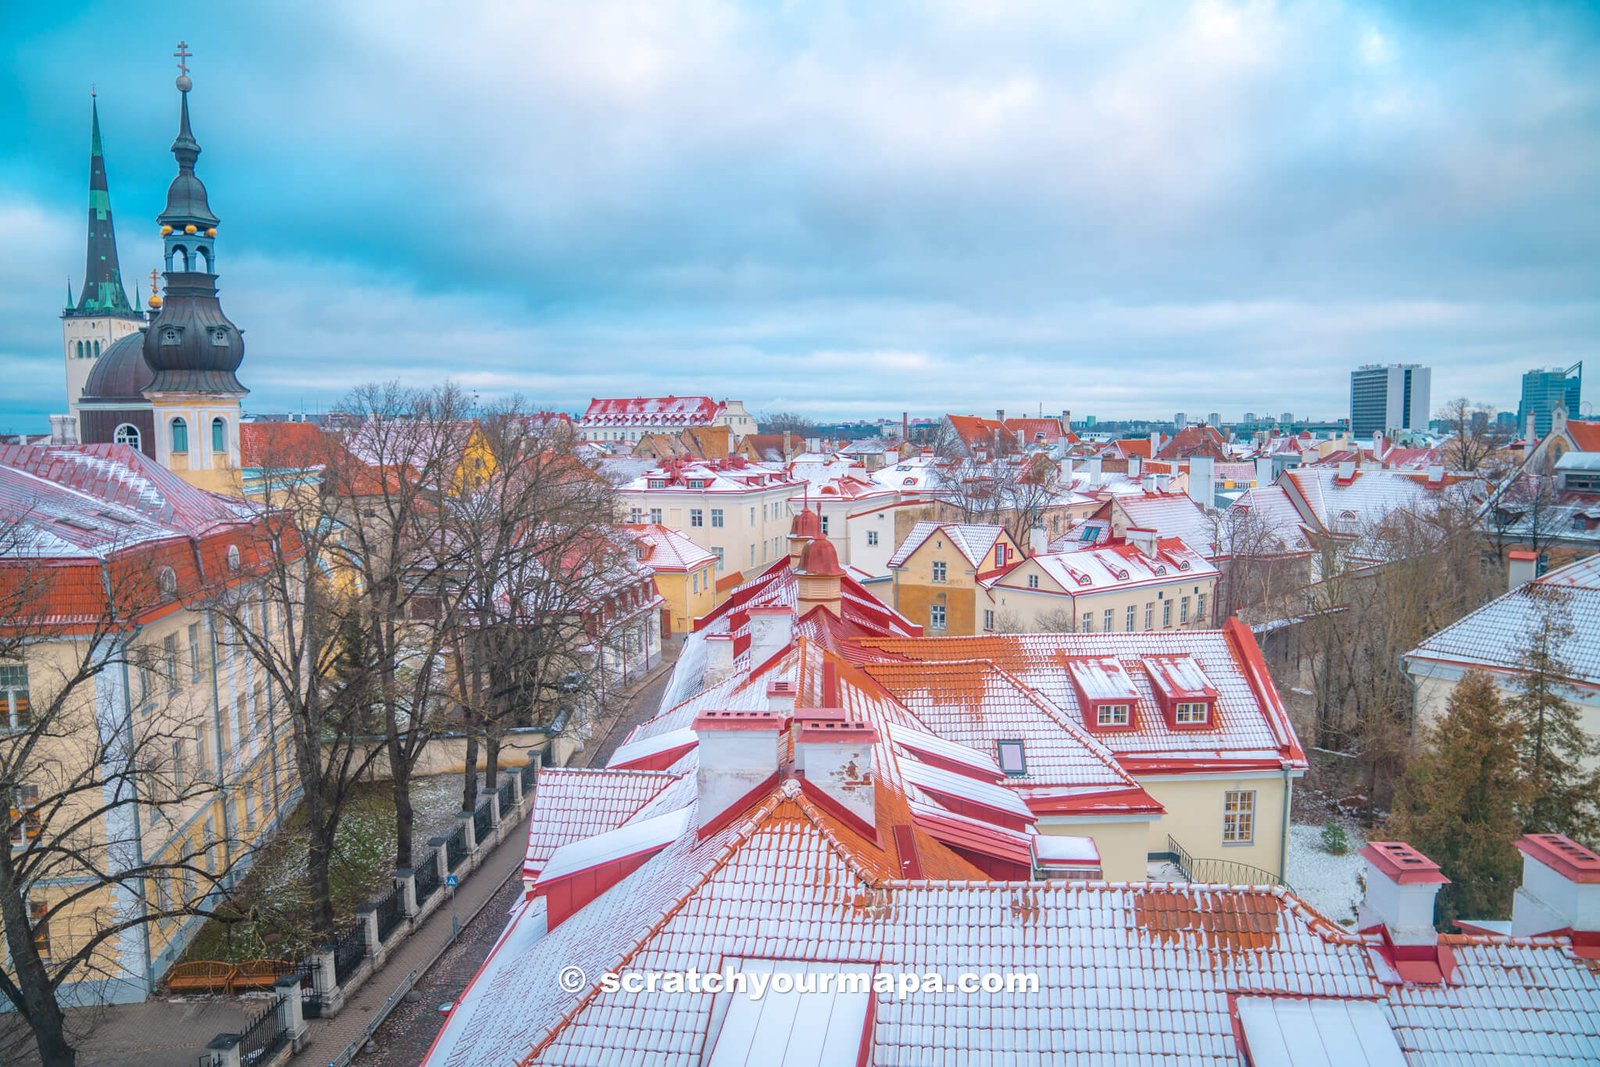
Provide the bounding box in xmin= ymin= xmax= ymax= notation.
xmin=887 ymin=521 xmax=1008 ymax=570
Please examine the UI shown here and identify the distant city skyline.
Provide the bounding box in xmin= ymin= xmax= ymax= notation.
xmin=3 ymin=2 xmax=1598 ymax=432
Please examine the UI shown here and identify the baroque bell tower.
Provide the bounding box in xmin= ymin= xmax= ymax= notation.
xmin=142 ymin=43 xmax=247 ymax=493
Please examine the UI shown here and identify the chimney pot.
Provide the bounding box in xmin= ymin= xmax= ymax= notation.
xmin=1337 ymin=460 xmax=1356 ymax=481
xmin=747 ymin=607 xmax=795 ymax=666
xmin=793 ymin=711 xmax=878 ymax=836
xmin=1358 ymin=841 xmax=1449 ymax=945
xmin=1507 ymin=550 xmax=1539 ymax=591
xmin=693 ymin=709 xmax=785 ymax=835
xmin=1511 ymin=833 xmax=1600 ymax=936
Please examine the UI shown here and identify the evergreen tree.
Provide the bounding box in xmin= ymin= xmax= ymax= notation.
xmin=1390 ymin=672 xmax=1527 ymax=928
xmin=1507 ymin=598 xmax=1600 ymax=843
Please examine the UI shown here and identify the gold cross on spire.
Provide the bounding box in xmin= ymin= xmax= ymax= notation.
xmin=149 ymin=268 xmax=160 ymax=296
xmin=173 ymin=41 xmax=192 ymax=78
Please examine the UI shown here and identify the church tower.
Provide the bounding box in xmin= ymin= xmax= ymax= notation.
xmin=61 ymin=97 xmax=143 ymax=422
xmin=142 ymin=47 xmax=246 ymax=494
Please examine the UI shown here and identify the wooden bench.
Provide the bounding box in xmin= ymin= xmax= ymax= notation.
xmin=231 ymin=958 xmax=295 ymax=993
xmin=165 ymin=960 xmax=238 ymax=995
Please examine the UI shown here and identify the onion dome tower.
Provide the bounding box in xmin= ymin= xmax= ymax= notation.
xmin=141 ymin=43 xmax=246 ymax=493
xmin=62 ymin=96 xmax=144 ymax=421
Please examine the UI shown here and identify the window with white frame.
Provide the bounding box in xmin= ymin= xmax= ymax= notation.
xmin=1103 ymin=608 xmax=1113 ymax=632
xmin=1144 ymin=603 xmax=1154 ymax=629
xmin=1126 ymin=606 xmax=1136 ymax=632
xmin=8 ymin=784 xmax=40 ymax=847
xmin=712 ymin=547 xmax=725 ymax=571
xmin=1096 ymin=704 xmax=1130 ymax=726
xmin=1223 ymin=790 xmax=1255 ymax=843
xmin=1197 ymin=592 xmax=1207 ymax=622
xmin=983 ymin=609 xmax=995 ymax=631
xmin=1181 ymin=597 xmax=1190 ymax=623
xmin=690 ymin=508 xmax=703 ymax=527
xmin=1027 ymin=574 xmax=1039 ymax=589
xmin=711 ymin=509 xmax=725 ymax=528
xmin=29 ymin=896 xmax=50 ymax=960
xmin=866 ymin=530 xmax=878 ymax=546
xmin=1175 ymin=701 xmax=1209 ymax=724
xmin=629 ymin=507 xmax=643 ymax=523
xmin=649 ymin=508 xmax=663 ymax=524
xmin=1163 ymin=600 xmax=1172 ymax=627
xmin=931 ymin=560 xmax=947 ymax=583
xmin=0 ymin=665 xmax=29 ymax=731
xmin=163 ymin=634 xmax=179 ymax=695
xmin=930 ymin=603 xmax=947 ymax=629
xmin=1081 ymin=612 xmax=1093 ymax=632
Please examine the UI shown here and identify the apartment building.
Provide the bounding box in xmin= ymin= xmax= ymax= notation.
xmin=614 ymin=460 xmax=802 ymax=588
xmin=887 ymin=522 xmax=1023 ymax=634
xmin=0 ymin=443 xmax=300 ymax=1003
xmin=577 ymin=397 xmax=756 ymax=445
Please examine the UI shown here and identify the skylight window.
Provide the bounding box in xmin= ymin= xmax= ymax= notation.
xmin=995 ymin=739 xmax=1026 ymax=777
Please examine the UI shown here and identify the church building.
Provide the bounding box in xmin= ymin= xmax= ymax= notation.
xmin=70 ymin=60 xmax=248 ymax=496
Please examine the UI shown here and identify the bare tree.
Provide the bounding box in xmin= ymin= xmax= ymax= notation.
xmin=219 ymin=425 xmax=385 ymax=939
xmin=1436 ymin=398 xmax=1505 ymax=474
xmin=0 ymin=530 xmax=243 ymax=1066
xmin=759 ymin=411 xmax=818 ymax=435
xmin=1209 ymin=503 xmax=1312 ymax=624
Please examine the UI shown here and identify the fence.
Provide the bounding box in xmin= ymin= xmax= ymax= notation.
xmin=294 ymin=960 xmax=323 ymax=1020
xmin=520 ymin=759 xmax=538 ymax=794
xmin=374 ymin=884 xmax=405 ymax=943
xmin=473 ymin=800 xmax=492 ymax=842
xmin=445 ymin=822 xmax=469 ymax=870
xmin=235 ymin=1001 xmax=288 ymax=1066
xmin=332 ymin=924 xmax=367 ymax=986
xmin=497 ymin=778 xmax=515 ymax=818
xmin=414 ymin=849 xmax=442 ymax=905
xmin=1166 ymin=835 xmax=1291 ymax=891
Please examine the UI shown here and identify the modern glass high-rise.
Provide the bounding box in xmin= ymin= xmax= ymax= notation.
xmin=1349 ymin=364 xmax=1430 ymax=437
xmin=1517 ymin=363 xmax=1581 ymax=437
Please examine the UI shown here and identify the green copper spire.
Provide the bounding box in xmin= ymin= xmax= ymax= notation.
xmin=66 ymin=97 xmax=138 ymax=319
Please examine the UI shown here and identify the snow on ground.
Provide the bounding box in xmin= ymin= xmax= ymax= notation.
xmin=1285 ymin=822 xmax=1366 ymax=926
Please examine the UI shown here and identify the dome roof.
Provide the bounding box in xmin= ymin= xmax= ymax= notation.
xmin=790 ymin=507 xmax=823 ymax=539
xmin=81 ymin=331 xmax=153 ymax=403
xmin=798 ymin=536 xmax=845 ymax=578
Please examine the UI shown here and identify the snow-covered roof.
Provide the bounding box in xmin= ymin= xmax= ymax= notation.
xmin=887 ymin=521 xmax=1007 ymax=570
xmin=1405 ymin=554 xmax=1600 ymax=689
xmin=580 ymin=396 xmax=722 ymax=425
xmin=1005 ymin=536 xmax=1216 ymax=594
xmin=623 ymin=523 xmax=717 ymax=572
xmin=1221 ymin=485 xmax=1317 ymax=558
xmin=1112 ymin=493 xmax=1219 ymax=559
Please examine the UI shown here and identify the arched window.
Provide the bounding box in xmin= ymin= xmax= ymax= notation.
xmin=171 ymin=417 xmax=189 ymax=454
xmin=113 ymin=424 xmax=141 ymax=450
xmin=157 ymin=567 xmax=178 ymax=601
xmin=226 ymin=545 xmax=242 ymax=572
xmin=75 ymin=341 xmax=84 ymax=359
xmin=93 ymin=340 xmax=101 ymax=357
xmin=211 ymin=417 xmax=227 ymax=453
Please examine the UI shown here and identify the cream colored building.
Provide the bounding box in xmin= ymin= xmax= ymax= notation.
xmin=0 ymin=444 xmax=298 ymax=1004
xmin=984 ymin=531 xmax=1219 ymax=633
xmin=616 ymin=460 xmax=802 ymax=588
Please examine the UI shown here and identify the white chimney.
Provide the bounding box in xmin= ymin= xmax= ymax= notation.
xmin=1357 ymin=842 xmax=1449 ymax=945
xmin=766 ymin=678 xmax=797 ymax=714
xmin=703 ymin=633 xmax=735 ymax=686
xmin=1141 ymin=474 xmax=1157 ymax=493
xmin=1149 ymin=431 xmax=1161 ymax=456
xmin=1427 ymin=464 xmax=1444 ymax=484
xmin=1337 ymin=460 xmax=1356 ymax=481
xmin=1187 ymin=455 xmax=1214 ymax=508
xmin=1526 ymin=413 xmax=1537 ymax=443
xmin=1507 ymin=550 xmax=1539 ymax=591
xmin=1127 ymin=527 xmax=1158 ymax=558
xmin=1028 ymin=525 xmax=1048 ymax=557
xmin=693 ymin=709 xmax=784 ymax=835
xmin=1128 ymin=455 xmax=1142 ymax=479
xmin=1372 ymin=430 xmax=1385 ymax=459
xmin=1086 ymin=455 xmax=1103 ymax=487
xmin=1254 ymin=457 xmax=1273 ymax=487
xmin=48 ymin=414 xmax=79 ymax=445
xmin=1510 ymin=833 xmax=1600 ymax=937
xmin=794 ymin=714 xmax=878 ymax=835
xmin=747 ymin=607 xmax=794 ymax=666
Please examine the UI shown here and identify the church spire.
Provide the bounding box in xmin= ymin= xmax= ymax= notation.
xmin=67 ymin=96 xmax=137 ymax=318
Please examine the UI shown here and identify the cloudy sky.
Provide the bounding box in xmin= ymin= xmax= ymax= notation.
xmin=2 ymin=0 xmax=1598 ymax=431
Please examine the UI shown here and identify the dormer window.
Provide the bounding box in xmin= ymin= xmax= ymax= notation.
xmin=1175 ymin=701 xmax=1210 ymax=724
xmin=687 ymin=479 xmax=706 ymax=489
xmin=647 ymin=479 xmax=667 ymax=489
xmin=161 ymin=327 xmax=181 ymax=345
xmin=211 ymin=327 xmax=229 ymax=346
xmin=1096 ymin=704 xmax=1130 ymax=727
xmin=157 ymin=567 xmax=178 ymax=601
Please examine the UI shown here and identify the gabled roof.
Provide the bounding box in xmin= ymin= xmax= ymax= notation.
xmin=1406 ymin=554 xmax=1600 ymax=689
xmin=1111 ymin=493 xmax=1219 ymax=559
xmin=1565 ymin=419 xmax=1600 ymax=451
xmin=621 ymin=523 xmax=717 ymax=573
xmin=580 ymin=396 xmax=722 ymax=425
xmin=1281 ymin=467 xmax=1467 ymax=538
xmin=887 ymin=521 xmax=1008 ymax=570
xmin=1003 ymin=536 xmax=1216 ymax=593
xmin=240 ymin=420 xmax=333 ymax=468
xmin=1220 ymin=485 xmax=1316 ymax=558
xmin=1155 ymin=424 xmax=1228 ymax=461
xmin=944 ymin=414 xmax=1011 ymax=449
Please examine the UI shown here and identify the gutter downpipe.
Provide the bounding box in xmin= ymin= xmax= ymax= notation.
xmin=1279 ymin=759 xmax=1293 ymax=884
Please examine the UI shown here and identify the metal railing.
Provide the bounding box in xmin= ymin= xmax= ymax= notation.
xmin=445 ymin=823 xmax=468 ymax=870
xmin=497 ymin=777 xmax=515 ymax=817
xmin=472 ymin=800 xmax=492 ymax=841
xmin=332 ymin=924 xmax=367 ymax=985
xmin=1165 ymin=835 xmax=1291 ymax=891
xmin=293 ymin=959 xmax=324 ymax=1019
xmin=414 ymin=849 xmax=442 ymax=904
xmin=374 ymin=884 xmax=405 ymax=943
xmin=520 ymin=759 xmax=538 ymax=793
xmin=235 ymin=1001 xmax=287 ymax=1066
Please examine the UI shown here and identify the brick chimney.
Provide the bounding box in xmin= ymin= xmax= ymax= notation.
xmin=747 ymin=606 xmax=794 ymax=666
xmin=1358 ymin=841 xmax=1449 ymax=946
xmin=1510 ymin=833 xmax=1600 ymax=937
xmin=693 ymin=709 xmax=784 ymax=836
xmin=1508 ymin=549 xmax=1539 ymax=591
xmin=793 ymin=712 xmax=878 ymax=838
